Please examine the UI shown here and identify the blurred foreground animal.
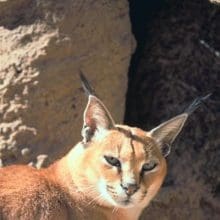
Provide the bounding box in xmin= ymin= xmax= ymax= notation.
xmin=0 ymin=74 xmax=210 ymax=220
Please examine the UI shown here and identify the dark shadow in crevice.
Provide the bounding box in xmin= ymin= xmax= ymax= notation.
xmin=125 ymin=0 xmax=220 ymax=198
xmin=125 ymin=0 xmax=167 ymax=126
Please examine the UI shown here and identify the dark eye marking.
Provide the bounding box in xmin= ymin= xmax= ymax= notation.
xmin=104 ymin=156 xmax=121 ymax=168
xmin=142 ymin=161 xmax=158 ymax=172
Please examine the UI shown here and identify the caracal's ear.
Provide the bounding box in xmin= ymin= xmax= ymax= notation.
xmin=149 ymin=114 xmax=188 ymax=157
xmin=82 ymin=95 xmax=115 ymax=142
xmin=149 ymin=93 xmax=211 ymax=157
xmin=79 ymin=72 xmax=115 ymax=143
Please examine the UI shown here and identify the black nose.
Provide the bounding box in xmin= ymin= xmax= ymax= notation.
xmin=121 ymin=183 xmax=139 ymax=196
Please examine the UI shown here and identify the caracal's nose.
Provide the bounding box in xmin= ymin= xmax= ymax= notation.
xmin=121 ymin=183 xmax=139 ymax=196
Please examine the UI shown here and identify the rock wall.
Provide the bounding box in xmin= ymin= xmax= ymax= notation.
xmin=126 ymin=0 xmax=220 ymax=219
xmin=0 ymin=0 xmax=135 ymax=167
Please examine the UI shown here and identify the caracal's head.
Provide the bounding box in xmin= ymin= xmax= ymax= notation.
xmin=73 ymin=95 xmax=187 ymax=209
xmin=69 ymin=74 xmax=208 ymax=210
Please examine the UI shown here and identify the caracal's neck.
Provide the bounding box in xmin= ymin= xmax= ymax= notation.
xmin=108 ymin=207 xmax=143 ymax=220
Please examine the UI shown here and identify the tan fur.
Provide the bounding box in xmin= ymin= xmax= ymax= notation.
xmin=0 ymin=127 xmax=167 ymax=220
xmin=0 ymin=79 xmax=188 ymax=220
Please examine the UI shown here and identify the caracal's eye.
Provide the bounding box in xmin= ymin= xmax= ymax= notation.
xmin=142 ymin=161 xmax=157 ymax=172
xmin=104 ymin=156 xmax=121 ymax=168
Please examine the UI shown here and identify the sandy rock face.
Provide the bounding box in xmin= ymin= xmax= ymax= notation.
xmin=0 ymin=0 xmax=135 ymax=167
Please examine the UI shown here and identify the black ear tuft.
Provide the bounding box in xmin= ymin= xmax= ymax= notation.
xmin=79 ymin=71 xmax=96 ymax=96
xmin=184 ymin=93 xmax=212 ymax=115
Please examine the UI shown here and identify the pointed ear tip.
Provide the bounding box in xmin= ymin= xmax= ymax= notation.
xmin=165 ymin=114 xmax=188 ymax=128
xmin=177 ymin=113 xmax=188 ymax=119
xmin=88 ymin=94 xmax=101 ymax=103
xmin=169 ymin=113 xmax=188 ymax=123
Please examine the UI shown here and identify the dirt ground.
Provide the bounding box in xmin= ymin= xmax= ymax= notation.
xmin=126 ymin=0 xmax=220 ymax=219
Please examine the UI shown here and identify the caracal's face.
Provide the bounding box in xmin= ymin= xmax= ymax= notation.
xmin=71 ymin=75 xmax=189 ymax=210
xmin=82 ymin=125 xmax=167 ymax=209
xmin=74 ymin=77 xmax=187 ymax=209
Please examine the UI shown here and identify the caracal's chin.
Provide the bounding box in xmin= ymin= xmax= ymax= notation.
xmin=105 ymin=191 xmax=145 ymax=209
xmin=97 ymin=179 xmax=145 ymax=209
xmin=113 ymin=197 xmax=136 ymax=208
xmin=113 ymin=191 xmax=146 ymax=209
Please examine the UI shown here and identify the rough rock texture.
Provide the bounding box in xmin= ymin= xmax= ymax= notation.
xmin=210 ymin=0 xmax=220 ymax=4
xmin=0 ymin=0 xmax=135 ymax=167
xmin=126 ymin=0 xmax=220 ymax=219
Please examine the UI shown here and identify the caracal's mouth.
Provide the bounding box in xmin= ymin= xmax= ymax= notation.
xmin=114 ymin=197 xmax=136 ymax=208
